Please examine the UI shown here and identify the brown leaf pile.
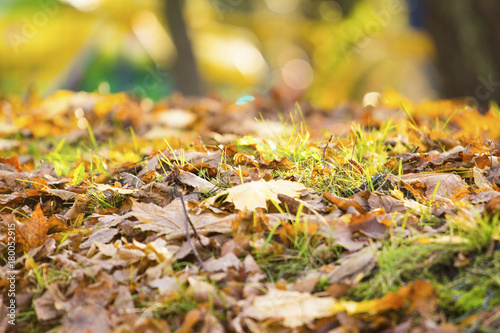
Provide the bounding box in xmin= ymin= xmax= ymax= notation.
xmin=0 ymin=91 xmax=499 ymax=332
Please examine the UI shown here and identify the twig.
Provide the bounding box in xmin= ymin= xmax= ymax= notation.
xmin=179 ymin=191 xmax=206 ymax=271
xmin=322 ymin=135 xmax=333 ymax=161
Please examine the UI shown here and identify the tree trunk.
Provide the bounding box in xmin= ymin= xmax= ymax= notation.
xmin=421 ymin=0 xmax=500 ymax=112
xmin=165 ymin=0 xmax=203 ymax=96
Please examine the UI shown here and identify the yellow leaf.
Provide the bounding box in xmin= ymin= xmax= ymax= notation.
xmin=205 ymin=179 xmax=305 ymax=211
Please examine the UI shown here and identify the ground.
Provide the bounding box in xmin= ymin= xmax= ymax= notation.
xmin=0 ymin=91 xmax=499 ymax=332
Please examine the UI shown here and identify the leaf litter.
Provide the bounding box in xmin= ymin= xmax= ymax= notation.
xmin=0 ymin=91 xmax=499 ymax=332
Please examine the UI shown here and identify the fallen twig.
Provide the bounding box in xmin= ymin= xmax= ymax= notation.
xmin=179 ymin=191 xmax=206 ymax=271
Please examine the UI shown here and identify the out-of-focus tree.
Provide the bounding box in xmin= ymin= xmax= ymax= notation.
xmin=165 ymin=0 xmax=203 ymax=96
xmin=420 ymin=0 xmax=500 ymax=112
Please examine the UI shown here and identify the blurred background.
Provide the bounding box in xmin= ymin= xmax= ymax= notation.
xmin=1 ymin=0 xmax=499 ymax=110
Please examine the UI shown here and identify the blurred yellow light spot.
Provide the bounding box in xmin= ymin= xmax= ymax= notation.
xmin=132 ymin=11 xmax=176 ymax=66
xmin=229 ymin=40 xmax=266 ymax=76
xmin=98 ymin=82 xmax=110 ymax=95
xmin=282 ymin=59 xmax=313 ymax=90
xmin=77 ymin=118 xmax=88 ymax=129
xmin=362 ymin=92 xmax=384 ymax=108
xmin=74 ymin=107 xmax=84 ymax=119
xmin=140 ymin=98 xmax=154 ymax=111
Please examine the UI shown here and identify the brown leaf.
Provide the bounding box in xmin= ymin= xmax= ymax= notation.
xmin=60 ymin=303 xmax=110 ymax=333
xmin=132 ymin=198 xmax=233 ymax=240
xmin=80 ymin=228 xmax=119 ymax=249
xmin=177 ymin=308 xmax=202 ymax=333
xmin=327 ymin=247 xmax=376 ymax=283
xmin=348 ymin=213 xmax=389 ymax=239
xmin=278 ymin=193 xmax=312 ymax=215
xmin=149 ymin=276 xmax=181 ymax=296
xmin=33 ymin=288 xmax=65 ymax=321
xmin=177 ymin=170 xmax=218 ymax=192
xmin=15 ymin=204 xmax=49 ymax=252
xmin=397 ymin=173 xmax=468 ymax=199
xmin=47 ymin=214 xmax=69 ymax=233
xmin=221 ymin=236 xmax=251 ymax=257
xmin=231 ymin=209 xmax=269 ymax=235
xmin=324 ymin=192 xmax=367 ymax=213
xmin=368 ymin=193 xmax=406 ymax=213
xmin=204 ymin=252 xmax=242 ymax=272
xmin=0 ymin=156 xmax=22 ymax=172
xmin=32 ymin=176 xmax=49 ymax=191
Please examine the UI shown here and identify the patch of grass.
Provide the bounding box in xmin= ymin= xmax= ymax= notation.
xmin=256 ymin=221 xmax=342 ymax=283
xmin=348 ymin=242 xmax=460 ymax=301
xmin=147 ymin=294 xmax=199 ymax=323
xmin=437 ymin=247 xmax=500 ymax=320
xmin=346 ymin=229 xmax=500 ymax=323
xmin=459 ymin=213 xmax=500 ymax=253
xmin=45 ymin=267 xmax=72 ymax=285
xmin=16 ymin=307 xmax=59 ymax=333
xmin=87 ymin=188 xmax=127 ymax=210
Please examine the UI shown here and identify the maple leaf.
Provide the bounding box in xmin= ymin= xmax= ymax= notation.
xmin=205 ymin=179 xmax=306 ymax=211
xmin=131 ymin=198 xmax=233 ymax=239
xmin=15 ymin=204 xmax=49 ymax=252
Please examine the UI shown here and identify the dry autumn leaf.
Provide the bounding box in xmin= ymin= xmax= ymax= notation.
xmin=238 ymin=289 xmax=338 ymax=328
xmin=131 ymin=198 xmax=233 ymax=239
xmin=205 ymin=179 xmax=306 ymax=211
xmin=15 ymin=204 xmax=49 ymax=252
xmin=395 ymin=173 xmax=468 ymax=199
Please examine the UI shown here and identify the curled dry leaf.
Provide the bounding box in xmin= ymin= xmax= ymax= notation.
xmin=324 ymin=192 xmax=368 ymax=213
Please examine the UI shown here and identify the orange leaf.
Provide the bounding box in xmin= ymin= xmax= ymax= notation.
xmin=324 ymin=192 xmax=367 ymax=213
xmin=0 ymin=156 xmax=22 ymax=172
xmin=15 ymin=204 xmax=49 ymax=252
xmin=33 ymin=176 xmax=49 ymax=191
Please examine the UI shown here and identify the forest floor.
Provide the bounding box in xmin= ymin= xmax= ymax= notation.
xmin=1 ymin=91 xmax=500 ymax=332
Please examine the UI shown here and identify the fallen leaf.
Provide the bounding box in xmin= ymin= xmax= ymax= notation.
xmin=324 ymin=192 xmax=368 ymax=213
xmin=15 ymin=204 xmax=49 ymax=252
xmin=132 ymin=198 xmax=233 ymax=239
xmin=368 ymin=193 xmax=406 ymax=213
xmin=204 ymin=252 xmax=241 ymax=272
xmin=60 ymin=303 xmax=110 ymax=333
xmin=334 ymin=280 xmax=436 ymax=316
xmin=177 ymin=170 xmax=218 ymax=192
xmin=327 ymin=247 xmax=376 ymax=283
xmin=80 ymin=228 xmax=119 ymax=249
xmin=239 ymin=289 xmax=337 ymax=327
xmin=397 ymin=173 xmax=468 ymax=199
xmin=205 ymin=179 xmax=305 ymax=211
